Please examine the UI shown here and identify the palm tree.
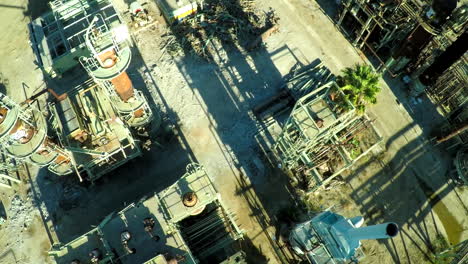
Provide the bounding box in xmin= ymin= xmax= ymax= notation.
xmin=338 ymin=64 xmax=381 ymax=114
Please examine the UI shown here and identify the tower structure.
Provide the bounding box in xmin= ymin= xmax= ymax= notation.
xmin=49 ymin=163 xmax=246 ymax=264
xmin=290 ymin=210 xmax=399 ymax=263
xmin=29 ymin=0 xmax=121 ymax=76
xmin=274 ymin=80 xmax=382 ymax=192
xmin=49 ymin=79 xmax=143 ymax=182
xmin=0 ymin=93 xmax=73 ymax=175
xmin=29 ymin=0 xmax=159 ymax=129
xmin=28 ymin=0 xmax=157 ymax=181
xmin=80 ymin=15 xmax=154 ymax=128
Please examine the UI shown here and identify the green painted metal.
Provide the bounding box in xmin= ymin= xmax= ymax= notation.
xmin=49 ymin=164 xmax=243 ymax=264
xmin=78 ymin=13 xmax=156 ymax=129
xmin=274 ymin=79 xmax=383 ymax=192
xmin=49 ymin=79 xmax=141 ymax=181
xmin=0 ymin=94 xmax=74 ymax=176
xmin=28 ymin=0 xmax=121 ymax=76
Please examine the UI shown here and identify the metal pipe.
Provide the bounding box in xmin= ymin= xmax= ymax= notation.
xmin=0 ymin=173 xmax=21 ymax=183
xmin=66 ymin=146 xmax=108 ymax=156
xmin=436 ymin=123 xmax=468 ymax=144
xmin=84 ymin=16 xmax=101 ymax=61
xmin=347 ymin=222 xmax=399 ymax=240
xmin=47 ymin=88 xmax=68 ymax=101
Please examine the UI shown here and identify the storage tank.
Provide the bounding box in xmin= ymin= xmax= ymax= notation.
xmin=289 ymin=210 xmax=399 ymax=263
xmin=0 ymin=93 xmax=73 ymax=175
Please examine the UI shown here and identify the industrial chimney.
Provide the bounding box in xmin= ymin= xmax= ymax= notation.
xmin=80 ymin=15 xmax=157 ymax=129
xmin=346 ymin=222 xmax=399 ymax=241
xmin=289 ymin=211 xmax=399 ymax=263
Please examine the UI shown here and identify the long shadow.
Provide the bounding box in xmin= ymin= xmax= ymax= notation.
xmin=152 ymin=1 xmax=303 ymax=262
xmin=381 ymin=74 xmax=447 ymax=138
xmin=233 ymin=164 xmax=298 ymax=263
xmin=31 ymin=27 xmax=197 ymax=245
xmin=241 ymin=236 xmax=270 ymax=264
xmin=151 ymin=1 xmax=464 ymax=263
xmin=35 ymin=121 xmax=195 ymax=242
xmin=307 ymin=5 xmax=463 ymax=260
xmin=23 ymin=0 xmax=50 ymax=20
xmin=347 ymin=126 xmax=462 ymax=262
xmin=49 ymin=194 xmax=190 ymax=264
xmin=0 ymin=4 xmax=24 ymax=10
xmin=314 ymin=0 xmax=340 ymax=20
xmin=313 ymin=0 xmax=448 ymax=140
xmin=0 ymin=77 xmax=6 ymax=94
xmin=0 ymin=249 xmax=19 ymax=264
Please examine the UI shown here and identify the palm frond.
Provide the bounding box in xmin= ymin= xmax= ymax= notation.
xmin=338 ymin=64 xmax=382 ymax=112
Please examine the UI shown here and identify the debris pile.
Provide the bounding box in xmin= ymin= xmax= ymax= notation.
xmin=7 ymin=195 xmax=34 ymax=230
xmin=0 ymin=195 xmax=35 ymax=248
xmin=165 ymin=0 xmax=279 ymax=58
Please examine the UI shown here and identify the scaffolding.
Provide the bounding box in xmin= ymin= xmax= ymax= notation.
xmin=427 ymin=56 xmax=468 ymax=115
xmin=336 ymin=0 xmax=467 ymax=78
xmin=0 ymin=93 xmax=73 ymax=177
xmin=49 ymin=163 xmax=245 ymax=264
xmin=29 ymin=0 xmax=122 ymax=76
xmin=335 ymin=0 xmax=467 ymax=149
xmin=274 ymin=81 xmax=382 ymax=192
xmin=79 ymin=14 xmax=155 ymax=128
xmin=49 ymin=79 xmax=142 ymax=182
xmin=26 ymin=0 xmax=160 ymax=181
xmin=0 ymin=154 xmax=22 ymax=189
xmin=336 ymin=0 xmax=434 ymax=70
xmin=426 ymin=55 xmax=468 ymax=145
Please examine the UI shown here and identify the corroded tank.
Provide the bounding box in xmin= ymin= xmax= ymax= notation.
xmin=80 ymin=15 xmax=158 ymax=129
xmin=0 ymin=93 xmax=73 ymax=175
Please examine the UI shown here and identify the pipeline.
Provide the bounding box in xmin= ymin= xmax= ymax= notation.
xmin=436 ymin=123 xmax=468 ymax=144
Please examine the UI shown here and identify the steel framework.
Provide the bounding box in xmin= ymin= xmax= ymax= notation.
xmin=0 ymin=93 xmax=73 ymax=176
xmin=79 ymin=14 xmax=155 ymax=128
xmin=29 ymin=0 xmax=122 ymax=76
xmin=49 ymin=163 xmax=245 ymax=264
xmin=49 ymin=79 xmax=142 ymax=181
xmin=274 ymin=81 xmax=383 ymax=192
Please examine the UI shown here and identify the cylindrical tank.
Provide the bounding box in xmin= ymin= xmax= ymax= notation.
xmin=80 ymin=15 xmax=155 ymax=128
xmin=0 ymin=93 xmax=73 ymax=175
xmin=346 ymin=222 xmax=399 ymax=240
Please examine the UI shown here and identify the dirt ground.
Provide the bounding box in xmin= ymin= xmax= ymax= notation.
xmin=0 ymin=0 xmax=467 ymax=264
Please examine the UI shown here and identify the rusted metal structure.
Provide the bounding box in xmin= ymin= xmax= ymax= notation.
xmin=29 ymin=0 xmax=122 ymax=77
xmin=0 ymin=93 xmax=73 ymax=176
xmin=48 ymin=163 xmax=245 ymax=264
xmin=29 ymin=0 xmax=158 ymax=129
xmin=25 ymin=0 xmax=162 ymax=181
xmin=336 ymin=0 xmax=467 ymax=148
xmin=273 ymin=80 xmax=383 ymax=193
xmin=79 ymin=14 xmax=154 ymax=128
xmin=48 ymin=79 xmax=142 ymax=182
xmin=336 ymin=0 xmax=466 ymax=78
xmin=429 ymin=56 xmax=468 ymax=146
